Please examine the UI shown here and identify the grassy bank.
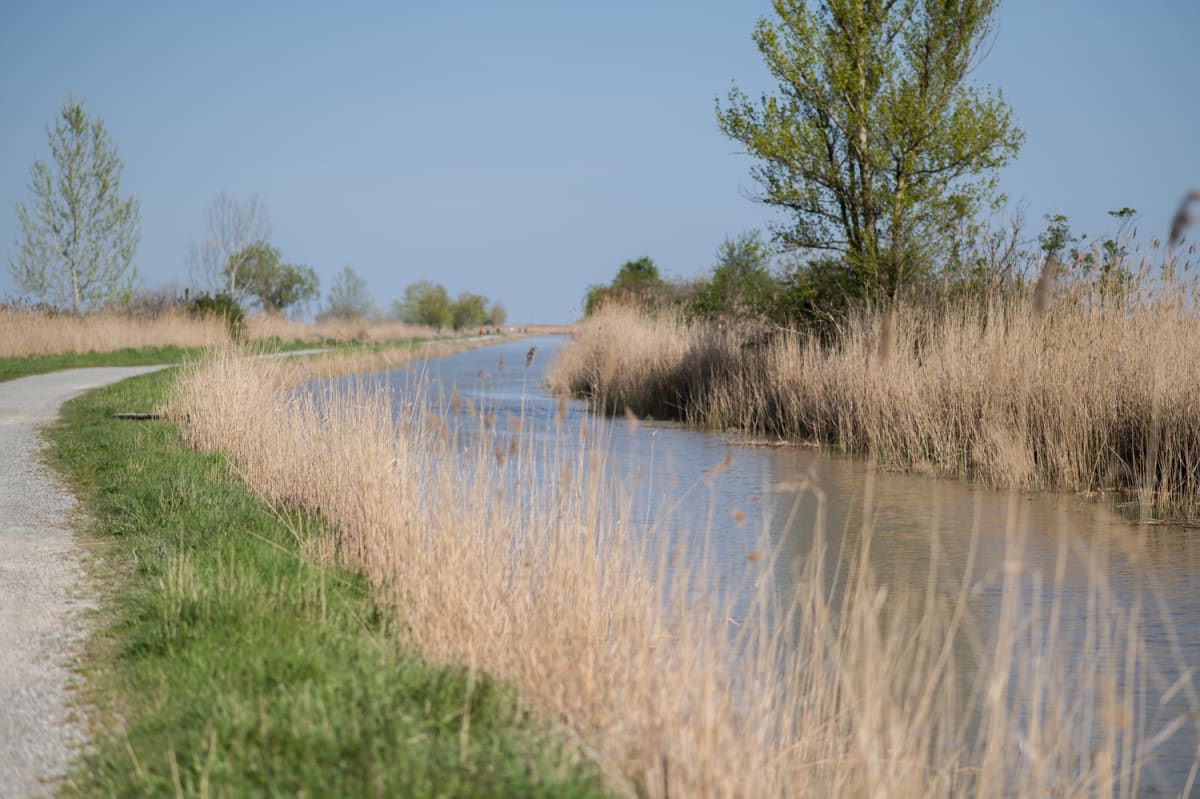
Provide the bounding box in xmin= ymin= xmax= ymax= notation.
xmin=47 ymin=368 xmax=607 ymax=797
xmin=167 ymin=347 xmax=1196 ymax=796
xmin=0 ymin=332 xmax=518 ymax=383
xmin=0 ymin=305 xmax=444 ymax=361
xmin=548 ymin=269 xmax=1200 ymax=520
xmin=0 ymin=304 xmax=459 ymax=382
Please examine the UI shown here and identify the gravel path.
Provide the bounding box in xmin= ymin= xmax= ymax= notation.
xmin=0 ymin=366 xmax=168 ymax=799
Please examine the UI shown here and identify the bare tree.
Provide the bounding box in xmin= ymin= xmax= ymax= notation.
xmin=186 ymin=192 xmax=270 ymax=299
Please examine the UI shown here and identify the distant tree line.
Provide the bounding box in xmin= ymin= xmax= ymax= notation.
xmin=587 ymin=207 xmax=1143 ymax=334
xmin=392 ymin=280 xmax=506 ymax=332
xmin=4 ymin=98 xmax=508 ymax=338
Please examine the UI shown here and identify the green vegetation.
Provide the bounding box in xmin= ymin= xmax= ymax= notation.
xmin=687 ymin=232 xmax=777 ymax=321
xmin=583 ymin=257 xmax=691 ymax=316
xmin=393 ymin=280 xmax=507 ymax=331
xmin=0 ymin=337 xmax=423 ymax=383
xmin=187 ymin=292 xmax=247 ymax=341
xmin=0 ymin=346 xmax=200 ymax=383
xmin=187 ymin=192 xmax=272 ymax=299
xmin=231 ymin=241 xmax=321 ymax=314
xmin=47 ymin=370 xmax=608 ymax=797
xmin=717 ymin=0 xmax=1023 ymax=302
xmin=320 ymin=265 xmax=378 ymax=321
xmin=9 ymin=97 xmax=141 ymax=312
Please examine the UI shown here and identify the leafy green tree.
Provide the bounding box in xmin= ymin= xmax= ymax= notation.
xmin=451 ymin=292 xmax=489 ymax=330
xmin=717 ymin=0 xmax=1024 ymax=301
xmin=394 ymin=280 xmax=453 ymax=330
xmin=232 ymin=242 xmax=319 ymax=314
xmin=321 ymin=265 xmax=376 ymax=321
xmin=612 ymin=256 xmax=661 ymax=291
xmin=188 ymin=292 xmax=246 ymax=341
xmin=486 ymin=301 xmax=507 ymax=326
xmin=8 ymin=98 xmax=141 ymax=312
xmin=584 ymin=257 xmax=667 ymax=315
xmin=775 ymin=255 xmax=861 ymax=334
xmin=1038 ymin=213 xmax=1077 ymax=264
xmin=689 ymin=231 xmax=777 ymax=320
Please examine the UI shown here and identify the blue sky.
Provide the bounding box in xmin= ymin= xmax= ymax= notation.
xmin=1 ymin=1 xmax=1196 ymax=323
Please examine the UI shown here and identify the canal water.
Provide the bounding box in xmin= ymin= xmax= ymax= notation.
xmin=344 ymin=334 xmax=1200 ymax=793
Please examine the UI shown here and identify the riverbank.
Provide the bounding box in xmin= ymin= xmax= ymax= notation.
xmin=164 ymin=341 xmax=1194 ymax=797
xmin=46 ymin=367 xmax=606 ymax=797
xmin=548 ymin=282 xmax=1200 ymax=520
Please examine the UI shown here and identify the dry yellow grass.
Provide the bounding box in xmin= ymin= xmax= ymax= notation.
xmin=0 ymin=306 xmax=229 ymax=356
xmin=245 ymin=314 xmax=440 ymax=343
xmin=0 ymin=303 xmax=457 ymax=358
xmin=168 ymin=346 xmax=1197 ymax=797
xmin=549 ymin=253 xmax=1200 ymax=519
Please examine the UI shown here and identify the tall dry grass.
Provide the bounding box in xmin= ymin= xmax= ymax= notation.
xmin=0 ymin=304 xmax=448 ymax=359
xmin=549 ymin=250 xmax=1200 ymax=519
xmin=169 ymin=347 xmax=1197 ymax=797
xmin=0 ymin=306 xmax=229 ymax=357
xmin=245 ymin=314 xmax=439 ymax=344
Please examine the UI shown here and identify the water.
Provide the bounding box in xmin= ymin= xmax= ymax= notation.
xmin=353 ymin=334 xmax=1200 ymax=793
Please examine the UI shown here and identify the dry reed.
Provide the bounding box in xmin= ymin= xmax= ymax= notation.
xmin=0 ymin=306 xmax=229 ymax=357
xmin=549 ymin=246 xmax=1200 ymax=519
xmin=0 ymin=305 xmax=453 ymax=359
xmin=245 ymin=314 xmax=440 ymax=344
xmin=168 ymin=346 xmax=1198 ymax=797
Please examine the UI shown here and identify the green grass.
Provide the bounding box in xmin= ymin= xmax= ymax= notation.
xmin=0 ymin=336 xmax=480 ymax=383
xmin=47 ymin=369 xmax=608 ymax=798
xmin=0 ymin=345 xmax=206 ymax=382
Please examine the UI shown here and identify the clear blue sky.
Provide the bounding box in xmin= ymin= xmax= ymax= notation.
xmin=1 ymin=1 xmax=1196 ymax=323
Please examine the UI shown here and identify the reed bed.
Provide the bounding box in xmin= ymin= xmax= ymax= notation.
xmin=0 ymin=306 xmax=229 ymax=356
xmin=168 ymin=347 xmax=1197 ymax=797
xmin=549 ymin=255 xmax=1200 ymax=519
xmin=245 ymin=314 xmax=439 ymax=344
xmin=0 ymin=304 xmax=447 ymax=358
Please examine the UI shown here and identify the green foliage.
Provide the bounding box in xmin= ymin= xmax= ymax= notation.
xmin=612 ymin=256 xmax=661 ymax=291
xmin=394 ymin=280 xmax=453 ymax=330
xmin=320 ymin=265 xmax=377 ymax=321
xmin=395 ymin=281 xmax=506 ymax=331
xmin=1038 ymin=213 xmax=1077 ymax=262
xmin=487 ymin=301 xmax=508 ymax=327
xmin=47 ymin=372 xmax=609 ymax=798
xmin=583 ymin=257 xmax=674 ymax=315
xmin=8 ymin=97 xmax=141 ymax=313
xmin=451 ymin=292 xmax=489 ymax=331
xmin=0 ymin=346 xmax=198 ymax=383
xmin=717 ymin=0 xmax=1024 ymax=300
xmin=774 ymin=255 xmax=863 ymax=334
xmin=188 ymin=291 xmax=246 ymax=341
xmin=232 ymin=242 xmax=320 ymax=314
xmin=689 ymin=231 xmax=778 ymax=320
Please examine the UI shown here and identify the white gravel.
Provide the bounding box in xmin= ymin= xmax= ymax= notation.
xmin=0 ymin=366 xmax=167 ymax=799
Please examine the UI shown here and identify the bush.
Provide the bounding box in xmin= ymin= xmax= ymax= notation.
xmin=188 ymin=292 xmax=245 ymax=341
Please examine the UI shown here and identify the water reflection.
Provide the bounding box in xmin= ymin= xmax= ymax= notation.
xmin=320 ymin=334 xmax=1200 ymax=793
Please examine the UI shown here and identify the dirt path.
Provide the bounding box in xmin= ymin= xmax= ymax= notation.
xmin=0 ymin=367 xmax=167 ymax=799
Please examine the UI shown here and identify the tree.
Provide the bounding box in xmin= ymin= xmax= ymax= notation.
xmin=717 ymin=0 xmax=1024 ymax=301
xmin=689 ymin=231 xmax=777 ymax=320
xmin=8 ymin=98 xmax=141 ymax=312
xmin=584 ymin=257 xmax=667 ymax=315
xmin=451 ymin=292 xmax=489 ymax=330
xmin=187 ymin=192 xmax=270 ymax=300
xmin=232 ymin=242 xmax=319 ymax=314
xmin=321 ymin=265 xmax=376 ymax=321
xmin=394 ymin=280 xmax=453 ymax=330
xmin=486 ymin=301 xmax=507 ymax=326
